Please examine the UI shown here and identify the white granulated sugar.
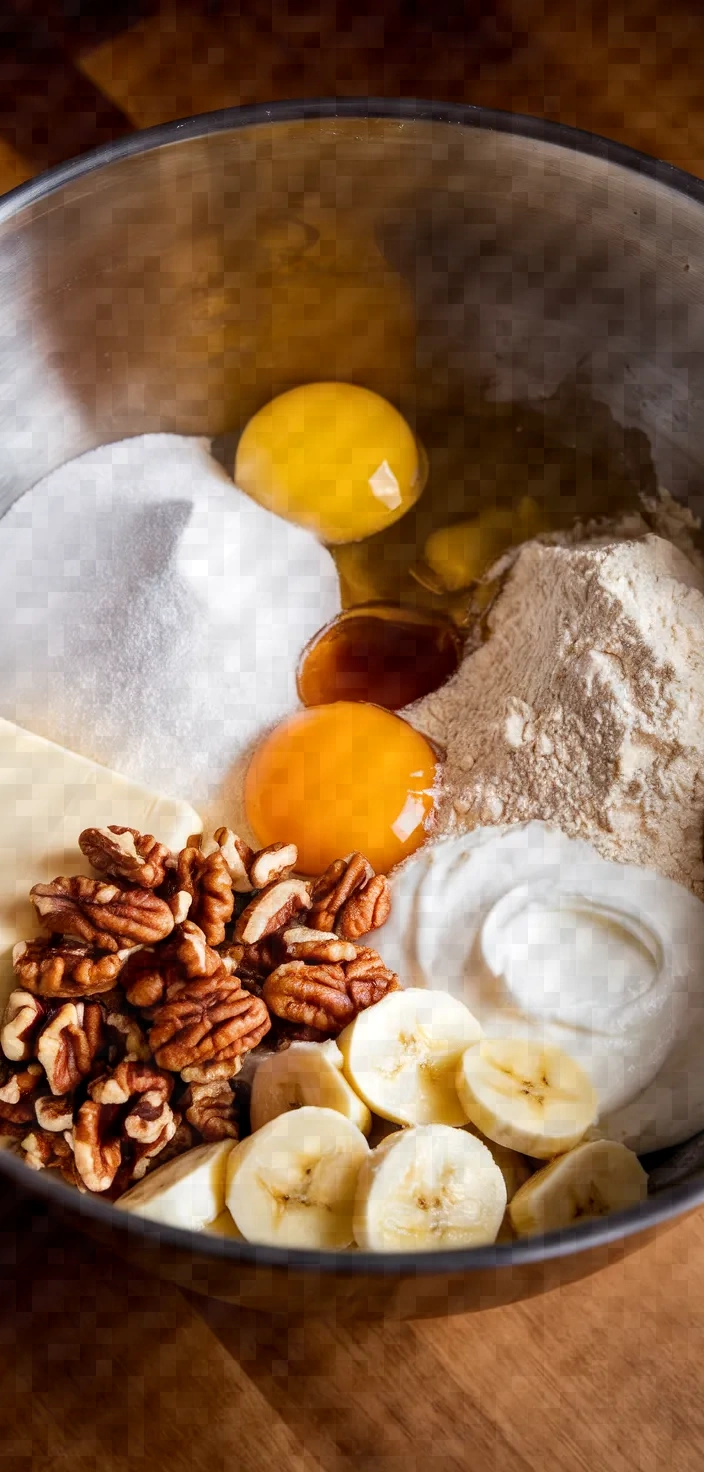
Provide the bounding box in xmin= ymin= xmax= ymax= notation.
xmin=407 ymin=534 xmax=704 ymax=896
xmin=0 ymin=434 xmax=340 ymax=819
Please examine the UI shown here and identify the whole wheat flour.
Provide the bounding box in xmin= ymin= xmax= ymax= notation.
xmin=407 ymin=534 xmax=704 ymax=897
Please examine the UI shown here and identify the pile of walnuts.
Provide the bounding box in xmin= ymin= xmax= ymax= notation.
xmin=0 ymin=824 xmax=398 ymax=1197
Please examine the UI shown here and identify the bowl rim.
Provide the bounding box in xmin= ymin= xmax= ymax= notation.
xmin=1 ymin=94 xmax=704 ymax=223
xmin=0 ymin=1136 xmax=698 ymax=1273
xmin=1 ymin=94 xmax=703 ymax=1275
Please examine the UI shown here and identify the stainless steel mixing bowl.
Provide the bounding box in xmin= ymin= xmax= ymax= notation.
xmin=1 ymin=98 xmax=703 ymax=1321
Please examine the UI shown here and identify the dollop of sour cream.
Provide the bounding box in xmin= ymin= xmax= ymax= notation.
xmin=373 ymin=823 xmax=704 ymax=1153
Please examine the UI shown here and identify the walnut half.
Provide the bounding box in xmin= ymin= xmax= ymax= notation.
xmin=36 ymin=999 xmax=104 ymax=1095
xmin=34 ymin=1094 xmax=74 ymax=1132
xmin=0 ymin=1062 xmax=45 ymax=1131
xmin=280 ymin=927 xmax=358 ymax=964
xmin=73 ymin=1061 xmax=176 ymax=1191
xmin=308 ymin=854 xmax=391 ymax=938
xmin=262 ymin=962 xmax=355 ymax=1035
xmin=263 ymin=947 xmax=400 ymax=1037
xmin=72 ymin=1102 xmax=123 ymax=1192
xmin=307 ymin=854 xmax=373 ymax=932
xmin=22 ymin=1129 xmax=86 ymax=1190
xmin=30 ymin=876 xmax=175 ymax=953
xmin=13 ymin=937 xmax=126 ymax=998
xmin=234 ymin=878 xmax=312 ymax=945
xmin=1 ymin=989 xmax=46 ymax=1062
xmin=149 ymin=973 xmax=270 ymax=1076
xmin=79 ymin=825 xmax=173 ymax=889
xmin=183 ymin=1078 xmax=239 ymax=1142
xmin=200 ymin=830 xmax=298 ymax=890
xmin=200 ymin=827 xmax=254 ymax=893
xmin=337 ymin=874 xmax=391 ymax=939
xmin=121 ymin=921 xmax=225 ymax=1011
xmin=248 ymin=843 xmax=298 ymax=889
xmin=163 ymin=848 xmax=234 ymax=945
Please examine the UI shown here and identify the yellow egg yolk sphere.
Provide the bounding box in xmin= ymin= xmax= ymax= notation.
xmin=234 ymin=382 xmax=425 ymax=544
xmin=244 ymin=702 xmax=437 ymax=875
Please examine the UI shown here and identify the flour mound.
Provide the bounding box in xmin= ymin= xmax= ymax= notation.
xmin=408 ymin=534 xmax=704 ymax=896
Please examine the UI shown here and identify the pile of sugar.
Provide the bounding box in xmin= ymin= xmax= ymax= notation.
xmin=407 ymin=534 xmax=704 ymax=897
xmin=0 ymin=434 xmax=340 ymax=822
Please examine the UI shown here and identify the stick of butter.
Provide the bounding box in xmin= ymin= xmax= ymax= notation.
xmin=0 ymin=718 xmax=201 ymax=1007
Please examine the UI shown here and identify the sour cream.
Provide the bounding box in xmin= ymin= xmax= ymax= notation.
xmin=374 ymin=823 xmax=704 ymax=1153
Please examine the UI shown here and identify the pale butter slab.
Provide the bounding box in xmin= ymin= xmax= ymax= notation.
xmin=0 ymin=718 xmax=201 ymax=1006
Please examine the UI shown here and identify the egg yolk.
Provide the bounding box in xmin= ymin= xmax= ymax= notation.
xmin=244 ymin=702 xmax=437 ymax=875
xmin=234 ymin=382 xmax=425 ymax=545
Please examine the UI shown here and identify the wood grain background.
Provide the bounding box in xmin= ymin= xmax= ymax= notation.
xmin=0 ymin=0 xmax=703 ymax=189
xmin=1 ymin=2 xmax=703 ymax=1467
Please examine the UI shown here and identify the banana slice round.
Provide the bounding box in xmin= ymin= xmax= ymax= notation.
xmin=338 ymin=987 xmax=482 ymax=1126
xmin=456 ymin=1038 xmax=598 ymax=1159
xmin=353 ymin=1124 xmax=507 ymax=1251
xmin=115 ymin=1139 xmax=236 ymax=1230
xmin=226 ymin=1105 xmax=369 ymax=1249
xmin=250 ymin=1039 xmax=372 ymax=1136
xmin=509 ymin=1138 xmax=648 ymax=1236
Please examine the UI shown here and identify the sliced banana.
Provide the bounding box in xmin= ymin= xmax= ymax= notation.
xmin=353 ymin=1124 xmax=506 ymax=1251
xmin=116 ymin=1139 xmax=236 ymax=1230
xmin=464 ymin=1125 xmax=533 ymax=1202
xmin=250 ymin=1039 xmax=372 ymax=1136
xmin=456 ymin=1038 xmax=598 ymax=1159
xmin=338 ymin=987 xmax=482 ymax=1127
xmin=226 ymin=1105 xmax=369 ymax=1249
xmin=509 ymin=1138 xmax=648 ymax=1237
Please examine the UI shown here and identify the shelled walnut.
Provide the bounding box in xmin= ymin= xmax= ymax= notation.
xmin=36 ymin=1000 xmax=105 ymax=1095
xmin=13 ymin=936 xmax=127 ymax=998
xmin=198 ymin=827 xmax=254 ymax=893
xmin=197 ymin=829 xmax=297 ymax=893
xmin=22 ymin=1129 xmax=85 ymax=1190
xmin=149 ymin=973 xmax=270 ymax=1076
xmin=1 ymin=989 xmax=47 ymax=1061
xmin=79 ymin=825 xmax=173 ymax=889
xmin=247 ymin=843 xmax=298 ymax=889
xmin=279 ymin=927 xmax=357 ymax=964
xmin=30 ymin=876 xmax=175 ymax=952
xmin=72 ymin=1101 xmax=124 ymax=1192
xmin=34 ymin=1094 xmax=74 ymax=1133
xmin=121 ymin=921 xmax=226 ymax=1010
xmin=183 ymin=1078 xmax=239 ymax=1141
xmin=308 ymin=853 xmax=372 ymax=930
xmin=73 ymin=1060 xmax=177 ymax=1191
xmin=234 ymin=878 xmax=312 ymax=945
xmin=308 ymin=854 xmax=390 ymax=937
xmin=336 ymin=874 xmax=391 ymax=939
xmin=263 ymin=947 xmax=400 ymax=1037
xmin=6 ymin=814 xmax=401 ymax=1204
xmin=0 ymin=1062 xmax=45 ymax=1132
xmin=161 ymin=847 xmax=235 ymax=945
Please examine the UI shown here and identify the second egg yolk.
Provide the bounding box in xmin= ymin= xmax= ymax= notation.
xmin=244 ymin=702 xmax=437 ymax=875
xmin=234 ymin=382 xmax=425 ymax=544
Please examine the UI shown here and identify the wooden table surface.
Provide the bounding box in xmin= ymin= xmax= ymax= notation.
xmin=1 ymin=2 xmax=703 ymax=1467
xmin=1 ymin=1186 xmax=704 ymax=1470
